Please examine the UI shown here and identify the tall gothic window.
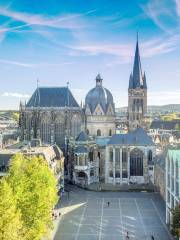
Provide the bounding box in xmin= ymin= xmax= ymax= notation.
xmin=89 ymin=151 xmax=93 ymax=162
xmin=122 ymin=149 xmax=128 ymax=178
xmin=71 ymin=115 xmax=81 ymax=138
xmin=109 ymin=148 xmax=113 ymax=163
xmin=130 ymin=148 xmax=143 ymax=176
xmin=97 ymin=129 xmax=101 ymax=136
xmin=55 ymin=115 xmax=65 ymax=145
xmin=148 ymin=150 xmax=152 ymax=163
xmin=40 ymin=116 xmax=51 ymax=143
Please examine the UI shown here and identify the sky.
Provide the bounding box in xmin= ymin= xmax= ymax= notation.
xmin=0 ymin=0 xmax=180 ymax=109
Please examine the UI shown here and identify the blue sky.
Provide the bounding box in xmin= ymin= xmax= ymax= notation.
xmin=0 ymin=0 xmax=180 ymax=109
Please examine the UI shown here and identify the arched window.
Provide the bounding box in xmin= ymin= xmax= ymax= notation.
xmin=55 ymin=115 xmax=65 ymax=145
xmin=71 ymin=115 xmax=81 ymax=138
xmin=97 ymin=129 xmax=101 ymax=136
xmin=109 ymin=170 xmax=113 ymax=177
xmin=90 ymin=170 xmax=94 ymax=176
xmin=79 ymin=155 xmax=84 ymax=166
xmin=130 ymin=148 xmax=143 ymax=176
xmin=148 ymin=150 xmax=152 ymax=163
xmin=89 ymin=151 xmax=93 ymax=162
xmin=109 ymin=129 xmax=112 ymax=136
xmin=109 ymin=148 xmax=113 ymax=162
xmin=40 ymin=116 xmax=51 ymax=143
xmin=75 ymin=154 xmax=78 ymax=165
xmin=78 ymin=172 xmax=86 ymax=178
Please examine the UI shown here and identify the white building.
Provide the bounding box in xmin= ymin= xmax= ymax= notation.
xmin=166 ymin=149 xmax=180 ymax=226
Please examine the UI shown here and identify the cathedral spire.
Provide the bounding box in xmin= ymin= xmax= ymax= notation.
xmin=132 ymin=34 xmax=143 ymax=89
xmin=143 ymin=71 xmax=147 ymax=89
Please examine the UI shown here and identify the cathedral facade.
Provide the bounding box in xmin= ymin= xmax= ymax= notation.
xmin=19 ymin=37 xmax=154 ymax=187
xmin=19 ymin=87 xmax=83 ymax=149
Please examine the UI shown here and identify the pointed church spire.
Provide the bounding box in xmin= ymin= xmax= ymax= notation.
xmin=143 ymin=71 xmax=147 ymax=89
xmin=132 ymin=34 xmax=143 ymax=88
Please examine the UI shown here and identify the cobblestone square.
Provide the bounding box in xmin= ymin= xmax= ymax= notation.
xmin=53 ymin=187 xmax=173 ymax=240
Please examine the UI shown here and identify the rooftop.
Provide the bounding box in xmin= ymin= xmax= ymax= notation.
xmin=108 ymin=128 xmax=154 ymax=146
xmin=26 ymin=87 xmax=80 ymax=108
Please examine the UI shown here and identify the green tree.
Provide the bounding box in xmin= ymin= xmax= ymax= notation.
xmin=0 ymin=179 xmax=23 ymax=240
xmin=6 ymin=154 xmax=58 ymax=240
xmin=171 ymin=204 xmax=180 ymax=239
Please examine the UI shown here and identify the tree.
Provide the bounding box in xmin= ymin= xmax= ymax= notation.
xmin=6 ymin=154 xmax=58 ymax=240
xmin=0 ymin=179 xmax=23 ymax=240
xmin=171 ymin=204 xmax=180 ymax=239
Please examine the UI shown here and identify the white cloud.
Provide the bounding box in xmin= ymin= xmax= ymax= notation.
xmin=174 ymin=0 xmax=180 ymax=16
xmin=2 ymin=92 xmax=30 ymax=98
xmin=0 ymin=7 xmax=96 ymax=30
xmin=67 ymin=33 xmax=180 ymax=65
xmin=0 ymin=58 xmax=74 ymax=68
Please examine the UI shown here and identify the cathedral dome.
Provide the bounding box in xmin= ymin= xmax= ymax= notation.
xmin=85 ymin=74 xmax=115 ymax=114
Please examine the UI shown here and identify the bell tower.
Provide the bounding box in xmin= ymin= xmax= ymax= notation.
xmin=128 ymin=35 xmax=147 ymax=131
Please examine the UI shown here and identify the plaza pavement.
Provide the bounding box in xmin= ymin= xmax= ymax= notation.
xmin=53 ymin=186 xmax=173 ymax=240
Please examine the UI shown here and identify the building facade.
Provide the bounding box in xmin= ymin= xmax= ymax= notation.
xmin=19 ymin=87 xmax=83 ymax=149
xmin=154 ymin=152 xmax=166 ymax=200
xmin=166 ymin=149 xmax=180 ymax=226
xmin=0 ymin=140 xmax=64 ymax=191
xmin=105 ymin=128 xmax=155 ymax=185
xmin=18 ymin=37 xmax=152 ymax=188
xmin=128 ymin=38 xmax=147 ymax=131
xmin=70 ymin=131 xmax=100 ymax=186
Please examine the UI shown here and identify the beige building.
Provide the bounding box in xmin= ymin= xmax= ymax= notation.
xmin=0 ymin=140 xmax=64 ymax=191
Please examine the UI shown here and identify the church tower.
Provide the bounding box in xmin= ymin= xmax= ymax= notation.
xmin=128 ymin=36 xmax=147 ymax=131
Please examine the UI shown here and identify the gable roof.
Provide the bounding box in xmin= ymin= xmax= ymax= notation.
xmin=26 ymin=87 xmax=79 ymax=108
xmin=76 ymin=131 xmax=90 ymax=142
xmin=108 ymin=127 xmax=154 ymax=146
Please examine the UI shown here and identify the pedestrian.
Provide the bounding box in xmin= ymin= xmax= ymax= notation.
xmin=52 ymin=212 xmax=54 ymax=219
xmin=107 ymin=201 xmax=110 ymax=207
xmin=151 ymin=235 xmax=154 ymax=240
xmin=59 ymin=212 xmax=61 ymax=217
xmin=126 ymin=231 xmax=129 ymax=239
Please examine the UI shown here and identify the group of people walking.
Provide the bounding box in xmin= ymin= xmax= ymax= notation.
xmin=106 ymin=201 xmax=155 ymax=240
xmin=52 ymin=210 xmax=61 ymax=220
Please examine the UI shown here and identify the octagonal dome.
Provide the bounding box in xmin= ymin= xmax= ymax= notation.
xmin=85 ymin=74 xmax=115 ymax=114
